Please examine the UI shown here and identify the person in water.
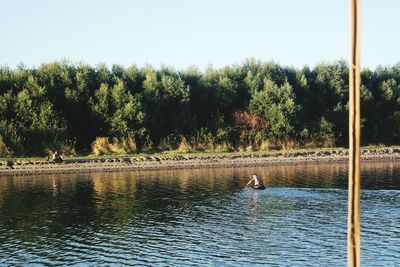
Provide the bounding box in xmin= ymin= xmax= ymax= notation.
xmin=246 ymin=174 xmax=266 ymax=189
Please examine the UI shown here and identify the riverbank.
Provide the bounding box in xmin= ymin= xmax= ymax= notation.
xmin=1 ymin=147 xmax=400 ymax=176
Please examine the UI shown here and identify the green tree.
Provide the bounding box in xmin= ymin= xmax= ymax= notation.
xmin=142 ymin=67 xmax=194 ymax=146
xmin=12 ymin=76 xmax=66 ymax=154
xmin=90 ymin=79 xmax=145 ymax=141
xmin=249 ymin=80 xmax=299 ymax=141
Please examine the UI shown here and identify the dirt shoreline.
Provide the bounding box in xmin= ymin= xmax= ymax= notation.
xmin=1 ymin=148 xmax=400 ymax=176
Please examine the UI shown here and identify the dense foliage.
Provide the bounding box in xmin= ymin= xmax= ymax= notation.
xmin=1 ymin=59 xmax=399 ymax=156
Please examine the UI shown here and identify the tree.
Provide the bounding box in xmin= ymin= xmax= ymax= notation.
xmin=12 ymin=76 xmax=66 ymax=154
xmin=90 ymin=79 xmax=145 ymax=141
xmin=142 ymin=67 xmax=195 ymax=146
xmin=249 ymin=80 xmax=300 ymax=141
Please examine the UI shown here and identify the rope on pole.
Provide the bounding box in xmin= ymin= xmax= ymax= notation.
xmin=348 ymin=0 xmax=361 ymax=266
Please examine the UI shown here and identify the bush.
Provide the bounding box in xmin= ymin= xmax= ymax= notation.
xmin=121 ymin=136 xmax=137 ymax=153
xmin=177 ymin=137 xmax=193 ymax=153
xmin=251 ymin=139 xmax=271 ymax=151
xmin=214 ymin=142 xmax=232 ymax=152
xmin=158 ymin=134 xmax=181 ymax=151
xmin=190 ymin=130 xmax=216 ymax=152
xmin=0 ymin=136 xmax=12 ymax=157
xmin=91 ymin=136 xmax=137 ymax=156
xmin=92 ymin=137 xmax=111 ymax=156
xmin=60 ymin=139 xmax=77 ymax=157
xmin=260 ymin=140 xmax=270 ymax=151
xmin=193 ymin=139 xmax=215 ymax=152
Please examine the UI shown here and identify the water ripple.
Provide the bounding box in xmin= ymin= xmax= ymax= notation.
xmin=0 ymin=162 xmax=399 ymax=265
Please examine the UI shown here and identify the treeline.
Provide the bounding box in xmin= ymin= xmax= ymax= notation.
xmin=0 ymin=59 xmax=399 ymax=156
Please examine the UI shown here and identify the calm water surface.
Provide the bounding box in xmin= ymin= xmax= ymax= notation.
xmin=0 ymin=162 xmax=399 ymax=266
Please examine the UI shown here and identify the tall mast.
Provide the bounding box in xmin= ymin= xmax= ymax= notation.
xmin=348 ymin=0 xmax=361 ymax=266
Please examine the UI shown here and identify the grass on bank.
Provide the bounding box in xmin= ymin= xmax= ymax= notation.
xmin=1 ymin=135 xmax=399 ymax=162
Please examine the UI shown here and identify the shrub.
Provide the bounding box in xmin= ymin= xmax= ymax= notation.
xmin=121 ymin=135 xmax=137 ymax=153
xmin=158 ymin=135 xmax=181 ymax=151
xmin=60 ymin=139 xmax=77 ymax=157
xmin=92 ymin=137 xmax=111 ymax=156
xmin=177 ymin=137 xmax=193 ymax=153
xmin=109 ymin=138 xmax=126 ymax=155
xmin=0 ymin=136 xmax=12 ymax=157
xmin=214 ymin=142 xmax=231 ymax=153
xmin=91 ymin=136 xmax=137 ymax=156
xmin=280 ymin=139 xmax=298 ymax=150
xmin=194 ymin=139 xmax=215 ymax=152
xmin=260 ymin=140 xmax=270 ymax=151
xmin=190 ymin=130 xmax=216 ymax=152
xmin=233 ymin=111 xmax=268 ymax=150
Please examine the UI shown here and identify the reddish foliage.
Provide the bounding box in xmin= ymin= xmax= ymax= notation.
xmin=233 ymin=111 xmax=268 ymax=131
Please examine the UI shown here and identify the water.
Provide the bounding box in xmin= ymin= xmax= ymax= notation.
xmin=0 ymin=162 xmax=399 ymax=266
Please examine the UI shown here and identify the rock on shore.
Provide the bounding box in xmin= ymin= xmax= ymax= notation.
xmin=1 ymin=148 xmax=400 ymax=176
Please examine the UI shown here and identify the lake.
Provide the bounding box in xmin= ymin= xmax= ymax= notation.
xmin=0 ymin=162 xmax=399 ymax=266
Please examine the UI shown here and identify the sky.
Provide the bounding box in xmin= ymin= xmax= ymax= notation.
xmin=1 ymin=0 xmax=399 ymax=70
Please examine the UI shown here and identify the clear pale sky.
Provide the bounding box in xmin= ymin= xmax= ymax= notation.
xmin=1 ymin=0 xmax=399 ymax=70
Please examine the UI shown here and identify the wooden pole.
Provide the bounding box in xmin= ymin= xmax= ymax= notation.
xmin=348 ymin=0 xmax=361 ymax=266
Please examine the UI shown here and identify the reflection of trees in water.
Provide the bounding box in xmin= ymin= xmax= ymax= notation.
xmin=361 ymin=161 xmax=400 ymax=189
xmin=0 ymin=175 xmax=98 ymax=243
xmin=1 ymin=161 xmax=399 ymax=243
xmin=237 ymin=164 xmax=348 ymax=188
xmin=0 ymin=170 xmax=242 ymax=243
xmin=88 ymin=169 xmax=244 ymax=229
